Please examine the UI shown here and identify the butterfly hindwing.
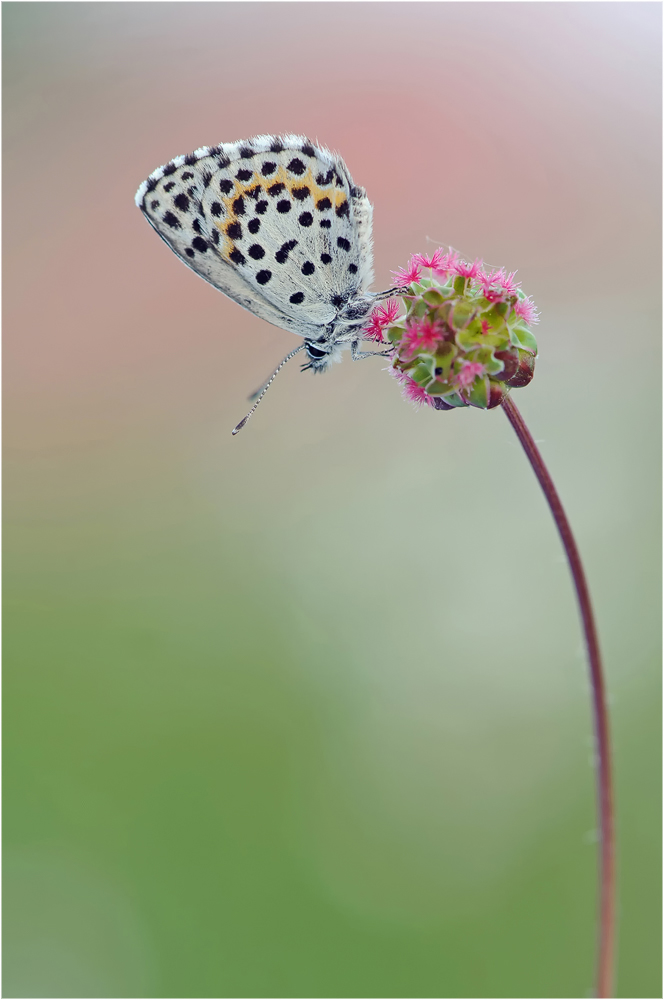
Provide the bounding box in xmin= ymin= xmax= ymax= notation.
xmin=135 ymin=135 xmax=375 ymax=339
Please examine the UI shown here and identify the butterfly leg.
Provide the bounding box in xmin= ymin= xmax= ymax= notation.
xmin=371 ymin=287 xmax=401 ymax=301
xmin=350 ymin=340 xmax=394 ymax=361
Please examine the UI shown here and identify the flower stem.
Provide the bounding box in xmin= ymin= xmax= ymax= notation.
xmin=501 ymin=394 xmax=615 ymax=998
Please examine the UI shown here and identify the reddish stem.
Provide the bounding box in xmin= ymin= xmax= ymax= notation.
xmin=501 ymin=394 xmax=615 ymax=998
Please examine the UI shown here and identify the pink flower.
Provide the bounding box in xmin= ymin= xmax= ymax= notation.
xmin=391 ymin=255 xmax=423 ymax=288
xmin=363 ymin=299 xmax=400 ymax=342
xmin=481 ymin=319 xmax=491 ymax=335
xmin=403 ymin=378 xmax=435 ymax=407
xmin=457 ymin=361 xmax=485 ymax=389
xmin=452 ymin=257 xmax=483 ymax=280
xmin=431 ymin=249 xmax=460 ymax=278
xmin=401 ymin=317 xmax=443 ymax=357
xmin=412 ymin=249 xmax=441 ymax=270
xmin=390 ymin=366 xmax=435 ymax=407
xmin=412 ymin=248 xmax=455 ymax=274
xmin=479 ymin=268 xmax=520 ymax=301
xmin=514 ymin=296 xmax=540 ymax=325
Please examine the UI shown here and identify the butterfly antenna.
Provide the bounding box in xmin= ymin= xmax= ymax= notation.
xmin=231 ymin=344 xmax=307 ymax=435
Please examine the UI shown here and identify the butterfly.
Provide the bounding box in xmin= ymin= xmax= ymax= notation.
xmin=135 ymin=134 xmax=395 ymax=431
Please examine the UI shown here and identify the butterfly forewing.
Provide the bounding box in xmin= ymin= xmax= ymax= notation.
xmin=135 ymin=135 xmax=375 ymax=340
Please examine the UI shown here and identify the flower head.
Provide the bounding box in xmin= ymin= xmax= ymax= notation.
xmin=378 ymin=249 xmax=539 ymax=412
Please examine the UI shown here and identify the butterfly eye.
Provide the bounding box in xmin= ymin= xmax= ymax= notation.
xmin=305 ymin=343 xmax=328 ymax=360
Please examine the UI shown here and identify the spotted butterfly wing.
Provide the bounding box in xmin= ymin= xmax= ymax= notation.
xmin=135 ymin=134 xmax=375 ymax=341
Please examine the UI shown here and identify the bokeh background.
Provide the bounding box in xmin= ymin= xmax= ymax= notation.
xmin=3 ymin=3 xmax=661 ymax=997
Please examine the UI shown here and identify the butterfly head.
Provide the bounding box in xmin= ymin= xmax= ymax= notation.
xmin=302 ymin=340 xmax=343 ymax=372
xmin=302 ymin=292 xmax=375 ymax=370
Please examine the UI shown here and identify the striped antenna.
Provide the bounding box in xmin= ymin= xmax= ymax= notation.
xmin=231 ymin=343 xmax=307 ymax=435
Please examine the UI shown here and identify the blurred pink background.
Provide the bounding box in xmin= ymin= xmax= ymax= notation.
xmin=4 ymin=4 xmax=661 ymax=997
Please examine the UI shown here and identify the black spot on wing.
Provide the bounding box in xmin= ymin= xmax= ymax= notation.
xmin=287 ymin=158 xmax=306 ymax=176
xmin=275 ymin=240 xmax=297 ymax=264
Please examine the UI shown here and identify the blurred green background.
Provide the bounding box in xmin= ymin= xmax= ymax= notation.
xmin=3 ymin=3 xmax=661 ymax=997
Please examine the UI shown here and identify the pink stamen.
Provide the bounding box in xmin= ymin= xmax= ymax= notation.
xmin=457 ymin=361 xmax=485 ymax=389
xmin=363 ymin=299 xmax=400 ymax=342
xmin=390 ymin=367 xmax=435 ymax=407
xmin=514 ymin=296 xmax=540 ymax=325
xmin=452 ymin=257 xmax=483 ymax=280
xmin=401 ymin=317 xmax=444 ymax=357
xmin=391 ymin=255 xmax=423 ymax=288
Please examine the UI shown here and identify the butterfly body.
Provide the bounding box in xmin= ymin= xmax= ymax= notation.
xmin=135 ymin=134 xmax=384 ymax=371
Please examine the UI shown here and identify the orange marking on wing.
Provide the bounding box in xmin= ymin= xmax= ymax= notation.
xmin=214 ymin=164 xmax=342 ymax=260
